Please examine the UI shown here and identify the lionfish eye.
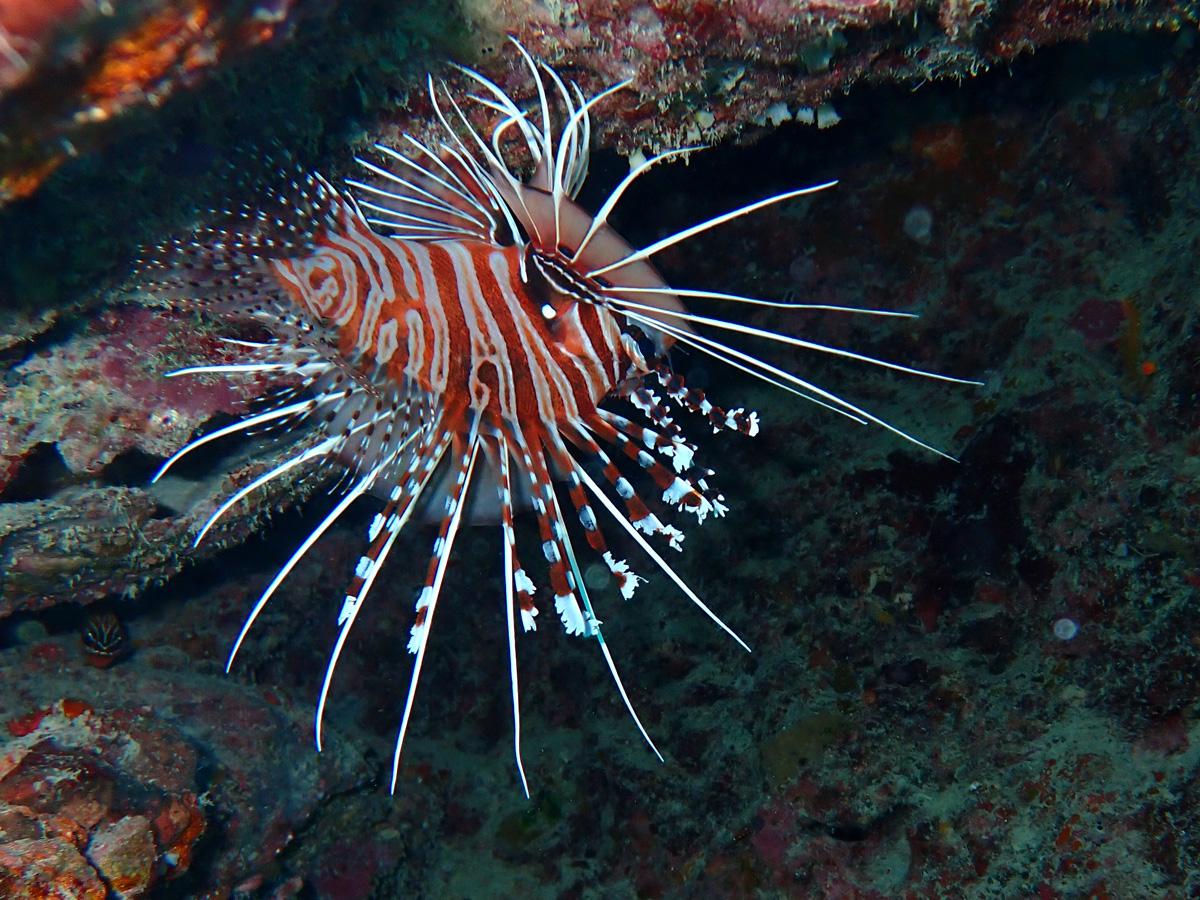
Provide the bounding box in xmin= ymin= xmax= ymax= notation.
xmin=525 ymin=247 xmax=597 ymax=313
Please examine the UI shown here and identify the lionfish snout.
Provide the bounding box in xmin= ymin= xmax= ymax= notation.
xmin=139 ymin=39 xmax=977 ymax=795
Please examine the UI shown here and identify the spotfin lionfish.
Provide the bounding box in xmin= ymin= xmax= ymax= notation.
xmin=141 ymin=41 xmax=974 ymax=795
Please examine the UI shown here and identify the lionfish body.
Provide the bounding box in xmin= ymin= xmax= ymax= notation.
xmin=143 ymin=44 xmax=971 ymax=794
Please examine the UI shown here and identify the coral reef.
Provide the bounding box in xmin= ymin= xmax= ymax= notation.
xmin=0 ymin=306 xmax=327 ymax=614
xmin=434 ymin=0 xmax=1195 ymax=155
xmin=0 ymin=608 xmax=368 ymax=900
xmin=2 ymin=0 xmax=1192 ymax=211
xmin=0 ymin=699 xmax=205 ymax=897
xmin=1 ymin=7 xmax=1200 ymax=900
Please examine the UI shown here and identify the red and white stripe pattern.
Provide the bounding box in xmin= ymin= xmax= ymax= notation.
xmin=143 ymin=40 xmax=976 ymax=796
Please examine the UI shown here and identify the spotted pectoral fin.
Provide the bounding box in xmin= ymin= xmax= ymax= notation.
xmin=133 ymin=167 xmax=341 ymax=311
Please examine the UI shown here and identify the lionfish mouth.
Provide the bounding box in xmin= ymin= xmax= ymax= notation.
xmin=138 ymin=40 xmax=977 ymax=795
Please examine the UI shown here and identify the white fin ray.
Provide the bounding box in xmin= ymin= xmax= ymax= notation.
xmin=351 ymin=200 xmax=482 ymax=234
xmin=166 ymin=363 xmax=291 ymax=376
xmin=389 ymin=435 xmax=483 ymax=792
xmin=537 ymin=61 xmax=581 ymax=246
xmin=346 ymin=169 xmax=487 ymax=228
xmin=565 ymin=82 xmax=592 ymax=197
xmin=549 ymin=78 xmax=632 ymax=247
xmin=359 ymin=141 xmax=503 ymax=242
xmin=224 ymin=427 xmax=425 ymax=672
xmin=548 ymin=487 xmax=663 ymax=762
xmin=587 ymin=181 xmax=839 ymax=279
xmin=348 ymin=163 xmax=471 ymax=215
xmin=461 ymin=96 xmax=540 ymax=166
xmin=364 ymin=222 xmax=479 ymax=240
xmin=214 ymin=337 xmax=275 ymax=348
xmin=193 ymin=435 xmax=339 ymax=547
xmin=623 ymin=308 xmax=958 ymax=460
xmin=513 ymin=41 xmax=554 ymax=170
xmin=430 ymin=78 xmax=534 ymax=243
xmin=610 ymin=285 xmax=921 ymax=315
xmin=315 ymin=429 xmax=454 ymax=754
xmin=496 ymin=438 xmax=530 ymax=797
xmin=153 ymin=398 xmax=313 ymax=483
xmin=454 ymin=51 xmax=547 ymax=168
xmin=358 ymin=209 xmax=482 ymax=240
xmin=348 ymin=184 xmax=482 ymax=229
xmin=606 ymin=295 xmax=982 ymax=385
xmin=571 ymin=148 xmax=693 ymax=265
xmin=619 ymin=308 xmax=869 ymax=424
xmin=402 ymin=135 xmax=488 ymax=209
xmin=381 ymin=140 xmax=480 ymax=208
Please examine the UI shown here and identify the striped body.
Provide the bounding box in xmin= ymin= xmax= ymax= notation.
xmin=81 ymin=611 xmax=129 ymax=668
xmin=273 ymin=202 xmax=636 ymax=429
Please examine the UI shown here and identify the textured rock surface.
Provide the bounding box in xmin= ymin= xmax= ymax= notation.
xmin=0 ymin=305 xmax=322 ymax=615
xmin=85 ymin=815 xmax=157 ymax=898
xmin=0 ymin=699 xmax=202 ymax=898
xmin=435 ymin=0 xmax=1196 ymax=153
xmin=0 ymin=651 xmax=363 ymax=899
xmin=0 ymin=836 xmax=107 ymax=900
xmin=2 ymin=0 xmax=1192 ymax=206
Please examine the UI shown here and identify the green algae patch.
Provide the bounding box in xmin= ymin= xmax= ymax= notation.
xmin=494 ymin=791 xmax=564 ymax=854
xmin=760 ymin=711 xmax=851 ymax=791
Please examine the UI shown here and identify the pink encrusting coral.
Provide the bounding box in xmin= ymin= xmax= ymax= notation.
xmin=0 ymin=305 xmax=312 ymax=616
xmin=1 ymin=307 xmax=260 ymax=485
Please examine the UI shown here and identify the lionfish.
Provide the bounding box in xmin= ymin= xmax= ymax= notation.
xmin=142 ymin=42 xmax=971 ymax=794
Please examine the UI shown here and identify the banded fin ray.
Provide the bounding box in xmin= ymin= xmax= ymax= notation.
xmin=621 ymin=306 xmax=960 ymax=460
xmin=388 ymin=429 xmax=482 ymax=791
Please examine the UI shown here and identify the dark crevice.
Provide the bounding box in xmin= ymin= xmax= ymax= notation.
xmin=0 ymin=442 xmax=74 ymax=503
xmin=97 ymin=446 xmax=166 ymax=488
xmin=0 ymin=311 xmax=89 ymax=371
xmin=147 ymin=503 xmax=175 ymax=520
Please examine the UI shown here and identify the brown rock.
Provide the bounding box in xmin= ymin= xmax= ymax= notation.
xmin=85 ymin=815 xmax=157 ymax=899
xmin=0 ymin=836 xmax=106 ymax=900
